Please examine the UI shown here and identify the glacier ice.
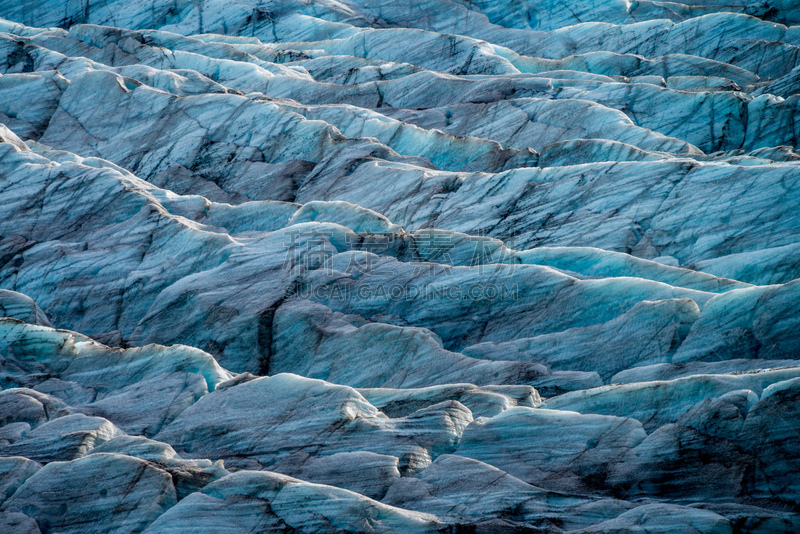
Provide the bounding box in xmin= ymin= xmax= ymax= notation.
xmin=0 ymin=0 xmax=798 ymax=531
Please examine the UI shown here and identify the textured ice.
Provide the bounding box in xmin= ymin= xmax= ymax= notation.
xmin=0 ymin=0 xmax=799 ymax=531
xmin=143 ymin=470 xmax=443 ymax=533
xmin=2 ymin=453 xmax=177 ymax=533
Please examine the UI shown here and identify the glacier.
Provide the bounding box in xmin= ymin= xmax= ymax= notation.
xmin=0 ymin=0 xmax=799 ymax=532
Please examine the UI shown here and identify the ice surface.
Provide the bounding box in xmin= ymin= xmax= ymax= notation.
xmin=0 ymin=0 xmax=798 ymax=531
